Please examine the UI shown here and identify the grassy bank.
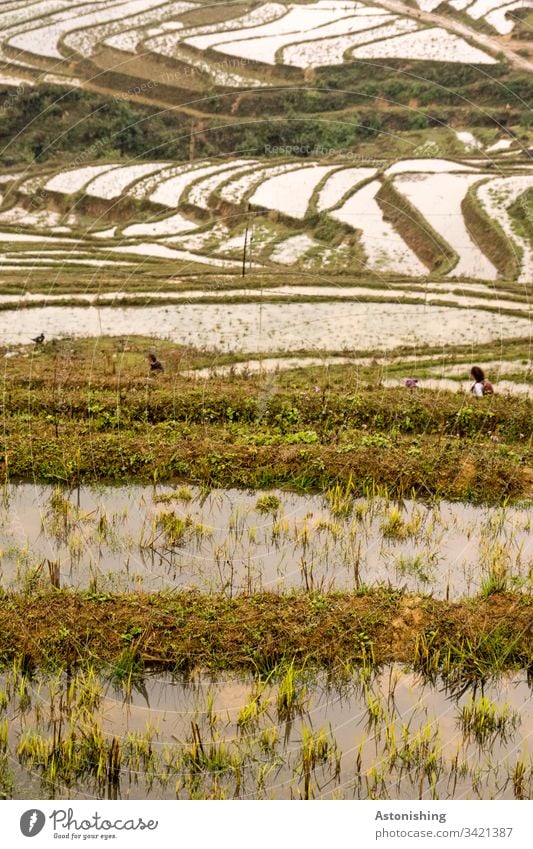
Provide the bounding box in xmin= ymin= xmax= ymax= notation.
xmin=1 ymin=338 xmax=531 ymax=502
xmin=462 ymin=181 xmax=520 ymax=280
xmin=0 ymin=589 xmax=530 ymax=681
xmin=2 ymin=427 xmax=531 ymax=503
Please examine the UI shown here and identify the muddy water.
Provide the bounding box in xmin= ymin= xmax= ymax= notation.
xmin=2 ymin=665 xmax=531 ymax=799
xmin=0 ymin=302 xmax=530 ymax=351
xmin=0 ymin=485 xmax=530 ymax=598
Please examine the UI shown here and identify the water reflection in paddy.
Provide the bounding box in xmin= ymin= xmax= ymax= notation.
xmin=0 ymin=302 xmax=530 ymax=350
xmin=0 ymin=484 xmax=530 ymax=599
xmin=2 ymin=665 xmax=531 ymax=799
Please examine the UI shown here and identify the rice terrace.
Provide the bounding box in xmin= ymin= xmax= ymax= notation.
xmin=0 ymin=0 xmax=531 ymax=803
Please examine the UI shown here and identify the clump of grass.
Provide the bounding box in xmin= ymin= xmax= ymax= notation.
xmin=0 ymin=718 xmax=8 ymax=753
xmin=300 ymin=723 xmax=339 ymax=799
xmin=480 ymin=569 xmax=509 ymax=597
xmin=381 ymin=506 xmax=405 ymax=538
xmin=237 ymin=682 xmax=268 ymax=730
xmin=325 ymin=478 xmax=354 ymax=518
xmin=0 ymin=753 xmax=13 ymax=799
xmin=153 ymin=511 xmax=209 ymax=548
xmin=399 ymin=722 xmax=443 ymax=781
xmin=125 ymin=727 xmax=156 ymax=773
xmin=17 ymin=716 xmax=126 ymax=794
xmin=154 ymin=486 xmax=193 ymax=504
xmin=45 ymin=488 xmax=74 ymax=539
xmin=175 ymin=486 xmax=193 ymax=501
xmin=381 ymin=506 xmax=421 ymax=540
xmin=109 ymin=647 xmax=142 ymax=694
xmin=459 ymin=696 xmax=520 ymax=743
xmin=396 ymin=554 xmax=433 ymax=583
xmin=184 ymin=721 xmax=241 ymax=777
xmin=156 ymin=512 xmax=193 ymax=546
xmin=255 ymin=494 xmax=281 ymax=513
xmin=511 ymin=756 xmax=529 ymax=800
xmin=479 ymin=540 xmax=511 ymax=596
xmin=259 ymin=726 xmax=278 ymax=754
xmin=276 ymin=661 xmax=307 ymax=722
xmin=364 ymin=687 xmax=385 ymax=727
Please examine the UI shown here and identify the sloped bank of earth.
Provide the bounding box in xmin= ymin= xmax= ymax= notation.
xmin=0 ymin=590 xmax=531 ymax=678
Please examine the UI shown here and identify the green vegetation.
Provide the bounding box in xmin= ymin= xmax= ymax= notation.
xmin=1 ymin=337 xmax=531 ymax=503
xmin=508 ymin=188 xmax=533 ymax=249
xmin=0 ymin=86 xmax=192 ymax=167
xmin=1 ymin=1 xmax=531 ymax=803
xmin=1 ymin=73 xmax=531 ymax=168
xmin=1 ymin=649 xmax=530 ymax=799
xmin=255 ymin=494 xmax=281 ymax=512
xmin=459 ymin=695 xmax=520 ymax=743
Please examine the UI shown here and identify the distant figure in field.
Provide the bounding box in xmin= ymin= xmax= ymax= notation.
xmin=470 ymin=366 xmax=494 ymax=396
xmin=404 ymin=378 xmax=419 ymax=389
xmin=148 ymin=353 xmax=164 ymax=373
xmin=32 ymin=333 xmax=45 ymax=344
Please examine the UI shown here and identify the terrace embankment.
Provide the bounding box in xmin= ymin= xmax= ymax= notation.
xmin=3 ymin=427 xmax=532 ymax=503
xmin=462 ymin=181 xmax=520 ymax=280
xmin=0 ymin=590 xmax=530 ymax=678
xmin=1 ymin=338 xmax=531 ymax=503
xmin=376 ymin=179 xmax=457 ymax=274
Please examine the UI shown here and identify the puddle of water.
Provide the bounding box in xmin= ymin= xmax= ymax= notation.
xmin=351 ymin=27 xmax=497 ymax=65
xmin=182 ymin=355 xmax=356 ymax=378
xmin=456 ymin=131 xmax=483 ymax=151
xmin=486 ymin=139 xmax=513 ymax=153
xmin=85 ymin=163 xmax=172 ymax=201
xmin=149 ymin=160 xmax=254 ymax=208
xmin=316 ymin=167 xmax=376 ymax=211
xmin=44 ymin=164 xmax=119 ymax=194
xmin=250 ymin=165 xmax=337 ymax=218
xmin=2 ymin=665 xmax=531 ymax=799
xmin=476 ymin=176 xmax=533 ymax=284
xmin=433 ymin=360 xmax=532 ymax=378
xmin=269 ymin=234 xmax=318 ymax=263
xmin=385 ymin=159 xmax=477 ymax=175
xmin=0 ymin=485 xmax=530 ymax=598
xmin=108 ymin=243 xmax=241 ymax=268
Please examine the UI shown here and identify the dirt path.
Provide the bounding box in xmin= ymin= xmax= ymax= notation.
xmin=81 ymin=78 xmax=238 ymax=120
xmin=376 ymin=0 xmax=533 ymax=73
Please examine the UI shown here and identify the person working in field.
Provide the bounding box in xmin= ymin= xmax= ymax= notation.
xmin=470 ymin=366 xmax=494 ymax=396
xmin=148 ymin=353 xmax=164 ymax=373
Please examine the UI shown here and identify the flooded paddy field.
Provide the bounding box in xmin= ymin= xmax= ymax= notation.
xmin=0 ymin=302 xmax=530 ymax=351
xmin=1 ymin=663 xmax=531 ymax=799
xmin=0 ymin=337 xmax=531 ymax=801
xmin=0 ymin=485 xmax=531 ymax=600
